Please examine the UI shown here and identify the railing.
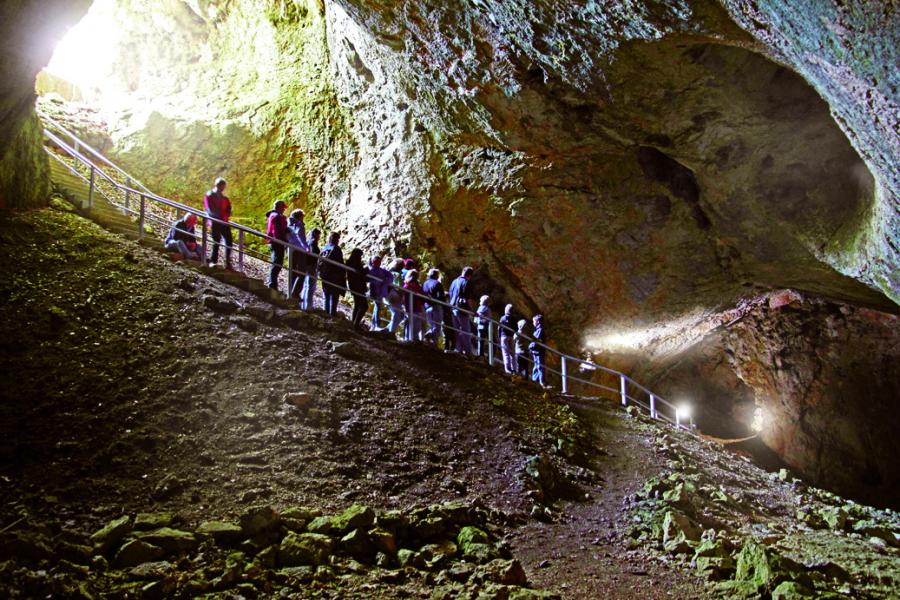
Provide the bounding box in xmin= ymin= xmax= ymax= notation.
xmin=40 ymin=114 xmax=696 ymax=434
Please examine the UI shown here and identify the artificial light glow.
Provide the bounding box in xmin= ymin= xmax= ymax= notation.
xmin=751 ymin=406 xmax=767 ymax=432
xmin=44 ymin=0 xmax=121 ymax=95
xmin=676 ymin=403 xmax=692 ymax=420
xmin=583 ymin=309 xmax=716 ymax=356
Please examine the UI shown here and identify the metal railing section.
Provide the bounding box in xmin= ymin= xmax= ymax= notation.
xmin=40 ymin=116 xmax=696 ymax=435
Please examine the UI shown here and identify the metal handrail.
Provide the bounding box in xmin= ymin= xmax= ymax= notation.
xmin=40 ymin=111 xmax=154 ymax=196
xmin=41 ymin=123 xmax=696 ymax=434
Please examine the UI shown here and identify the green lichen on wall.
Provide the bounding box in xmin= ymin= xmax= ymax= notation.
xmin=106 ymin=0 xmax=352 ymax=229
xmin=0 ymin=111 xmax=50 ymax=210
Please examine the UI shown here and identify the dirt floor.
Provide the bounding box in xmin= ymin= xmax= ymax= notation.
xmin=0 ymin=205 xmax=710 ymax=597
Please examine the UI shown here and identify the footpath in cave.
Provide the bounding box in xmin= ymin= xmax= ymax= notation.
xmin=0 ymin=202 xmax=897 ymax=598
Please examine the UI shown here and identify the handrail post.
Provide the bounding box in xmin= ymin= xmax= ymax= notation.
xmin=487 ymin=321 xmax=494 ymax=366
xmin=125 ymin=179 xmax=132 ymax=212
xmin=620 ymin=375 xmax=627 ymax=406
xmin=238 ymin=230 xmax=245 ymax=272
xmin=202 ymin=218 xmax=209 ymax=266
xmin=676 ymin=408 xmax=682 ymax=429
xmin=406 ymin=289 xmax=415 ymax=342
xmin=138 ymin=195 xmax=146 ymax=240
xmin=561 ymin=356 xmax=568 ymax=394
xmin=88 ymin=166 xmax=95 ymax=210
xmin=649 ymin=394 xmax=657 ymax=419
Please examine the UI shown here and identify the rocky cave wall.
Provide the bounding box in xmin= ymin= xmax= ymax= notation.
xmin=16 ymin=0 xmax=900 ymax=505
xmin=0 ymin=1 xmax=90 ymax=209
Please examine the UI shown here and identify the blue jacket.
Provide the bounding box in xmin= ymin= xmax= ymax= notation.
xmin=448 ymin=276 xmax=470 ymax=309
xmin=368 ymin=266 xmax=392 ymax=300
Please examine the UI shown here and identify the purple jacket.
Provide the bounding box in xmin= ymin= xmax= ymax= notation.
xmin=368 ymin=265 xmax=392 ymax=300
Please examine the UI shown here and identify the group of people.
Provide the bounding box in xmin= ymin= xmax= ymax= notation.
xmin=164 ymin=178 xmax=551 ymax=387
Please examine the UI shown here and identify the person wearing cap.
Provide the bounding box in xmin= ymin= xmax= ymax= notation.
xmin=204 ymin=177 xmax=233 ymax=269
xmin=164 ymin=212 xmax=201 ymax=261
xmin=265 ymin=200 xmax=289 ymax=291
xmin=529 ymin=314 xmax=548 ymax=388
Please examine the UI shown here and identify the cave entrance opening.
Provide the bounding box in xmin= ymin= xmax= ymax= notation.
xmin=39 ymin=0 xmax=123 ymax=107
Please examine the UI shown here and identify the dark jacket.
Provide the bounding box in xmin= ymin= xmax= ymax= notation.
xmin=166 ymin=216 xmax=197 ymax=246
xmin=266 ymin=210 xmax=288 ymax=244
xmin=499 ymin=314 xmax=515 ymax=338
xmin=422 ymin=278 xmax=446 ymax=309
xmin=319 ymin=243 xmax=346 ymax=288
xmin=347 ymin=260 xmax=368 ymax=295
xmin=305 ymin=234 xmax=321 ymax=274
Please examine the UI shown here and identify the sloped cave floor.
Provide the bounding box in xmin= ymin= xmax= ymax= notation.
xmin=0 ymin=204 xmax=897 ymax=598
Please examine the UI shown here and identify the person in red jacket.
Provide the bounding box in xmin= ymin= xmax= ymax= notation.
xmin=204 ymin=177 xmax=233 ymax=269
xmin=266 ymin=200 xmax=288 ymax=291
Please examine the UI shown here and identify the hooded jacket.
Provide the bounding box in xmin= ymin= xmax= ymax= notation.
xmin=166 ymin=216 xmax=197 ymax=246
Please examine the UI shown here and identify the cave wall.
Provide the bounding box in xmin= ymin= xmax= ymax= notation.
xmin=19 ymin=0 xmax=900 ymax=501
xmin=724 ymin=294 xmax=900 ymax=508
xmin=719 ymin=0 xmax=899 ymax=305
xmin=0 ymin=1 xmax=90 ymax=209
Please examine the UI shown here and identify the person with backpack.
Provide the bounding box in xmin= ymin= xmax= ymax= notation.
xmin=403 ymin=269 xmax=426 ymax=342
xmin=367 ymin=256 xmax=392 ymax=331
xmin=286 ymin=209 xmax=309 ymax=298
xmin=265 ymin=200 xmax=288 ymax=291
xmin=514 ymin=319 xmax=529 ymax=377
xmin=386 ymin=258 xmax=406 ymax=334
xmin=319 ymin=231 xmax=346 ymax=316
xmin=300 ymin=228 xmax=321 ymax=311
xmin=164 ymin=213 xmax=201 ymax=260
xmin=422 ymin=268 xmax=446 ymax=346
xmin=448 ymin=266 xmax=475 ymax=354
xmin=529 ymin=314 xmax=548 ymax=388
xmin=475 ymin=295 xmax=492 ymax=358
xmin=203 ymin=177 xmax=233 ymax=269
xmin=499 ymin=304 xmax=516 ymax=374
xmin=346 ymin=248 xmax=369 ymax=329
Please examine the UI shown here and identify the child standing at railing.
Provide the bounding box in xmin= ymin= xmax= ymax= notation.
xmin=514 ymin=319 xmax=529 ymax=377
xmin=499 ymin=304 xmax=516 ymax=374
xmin=476 ymin=295 xmax=492 ymax=357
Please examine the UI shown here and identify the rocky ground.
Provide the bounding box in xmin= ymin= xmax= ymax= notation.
xmin=0 ymin=203 xmax=897 ymax=598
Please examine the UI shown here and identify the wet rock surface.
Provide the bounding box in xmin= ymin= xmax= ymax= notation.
xmin=622 ymin=411 xmax=900 ymax=599
xmin=1 ymin=205 xmax=897 ymax=597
